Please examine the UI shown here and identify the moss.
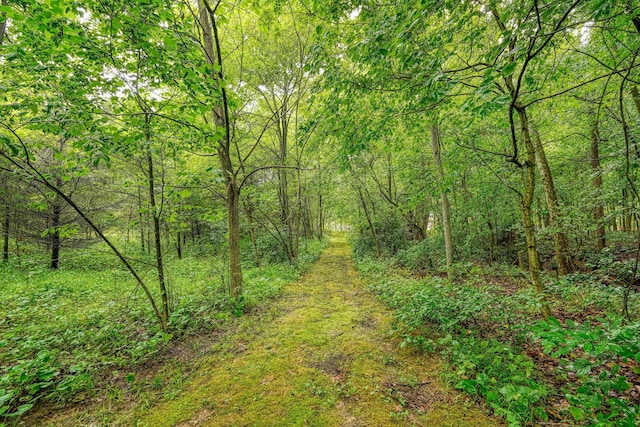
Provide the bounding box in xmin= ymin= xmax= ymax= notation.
xmin=45 ymin=235 xmax=501 ymax=426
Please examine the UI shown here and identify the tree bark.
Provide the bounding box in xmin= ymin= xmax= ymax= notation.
xmin=176 ymin=230 xmax=182 ymax=259
xmin=138 ymin=185 xmax=145 ymax=252
xmin=226 ymin=181 xmax=242 ymax=297
xmin=3 ymin=199 xmax=9 ymax=262
xmin=630 ymin=85 xmax=640 ymax=119
xmin=350 ymin=164 xmax=381 ymax=257
xmin=430 ymin=121 xmax=454 ymax=277
xmin=531 ymin=129 xmax=571 ymax=275
xmin=0 ymin=0 xmax=7 ymax=46
xmin=517 ymin=107 xmax=551 ymax=318
xmin=318 ymin=190 xmax=324 ymax=239
xmin=50 ymin=201 xmax=61 ymax=269
xmin=199 ymin=0 xmax=243 ymax=298
xmin=146 ymin=123 xmax=169 ymax=324
xmin=243 ymin=198 xmax=260 ymax=267
xmin=591 ymin=118 xmax=605 ymax=250
xmin=357 ymin=185 xmax=380 ymax=257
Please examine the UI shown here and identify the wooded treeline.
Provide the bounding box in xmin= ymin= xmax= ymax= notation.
xmin=309 ymin=0 xmax=640 ymax=314
xmin=1 ymin=0 xmax=639 ymax=333
xmin=0 ymin=0 xmax=333 ymax=330
xmin=2 ymin=0 xmax=640 ymax=424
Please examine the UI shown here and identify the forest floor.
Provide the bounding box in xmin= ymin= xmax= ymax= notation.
xmin=39 ymin=235 xmax=500 ymax=426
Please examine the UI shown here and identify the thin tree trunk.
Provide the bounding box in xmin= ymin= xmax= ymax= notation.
xmin=317 ymin=167 xmax=324 ymax=239
xmin=630 ymin=85 xmax=640 ymax=121
xmin=146 ymin=204 xmax=151 ymax=254
xmin=146 ymin=122 xmax=169 ymax=324
xmin=591 ymin=119 xmax=605 ymax=250
xmin=357 ymin=185 xmax=380 ymax=257
xmin=176 ymin=231 xmax=182 ymax=259
xmin=2 ymin=202 xmax=8 ymax=262
xmin=318 ymin=191 xmax=323 ymax=239
xmin=350 ymin=164 xmax=381 ymax=257
xmin=50 ymin=202 xmax=61 ymax=269
xmin=138 ymin=186 xmax=145 ymax=252
xmin=517 ymin=108 xmax=551 ymax=318
xmin=531 ymin=129 xmax=571 ymax=275
xmin=0 ymin=0 xmax=7 ymax=46
xmin=243 ymin=198 xmax=260 ymax=267
xmin=226 ymin=182 xmax=242 ymax=297
xmin=623 ymin=188 xmax=632 ymax=232
xmin=430 ymin=121 xmax=454 ymax=277
xmin=199 ymin=1 xmax=242 ymax=298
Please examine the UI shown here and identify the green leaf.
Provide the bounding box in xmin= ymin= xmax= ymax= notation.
xmin=0 ymin=134 xmax=19 ymax=156
xmin=502 ymin=62 xmax=516 ymax=76
xmin=13 ymin=404 xmax=33 ymax=416
xmin=569 ymin=406 xmax=584 ymax=421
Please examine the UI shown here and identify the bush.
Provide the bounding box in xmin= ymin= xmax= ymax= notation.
xmin=353 ymin=214 xmax=406 ymax=259
xmin=395 ymin=240 xmax=437 ymax=272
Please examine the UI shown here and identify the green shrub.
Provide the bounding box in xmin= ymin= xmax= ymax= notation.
xmin=353 ymin=214 xmax=406 ymax=259
xmin=439 ymin=335 xmax=548 ymax=427
xmin=395 ymin=240 xmax=437 ymax=272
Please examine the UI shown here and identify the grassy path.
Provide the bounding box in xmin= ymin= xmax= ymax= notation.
xmin=130 ymin=235 xmax=499 ymax=426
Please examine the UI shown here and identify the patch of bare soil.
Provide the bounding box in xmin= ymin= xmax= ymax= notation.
xmin=309 ymin=352 xmax=353 ymax=383
xmin=384 ymin=379 xmax=453 ymax=413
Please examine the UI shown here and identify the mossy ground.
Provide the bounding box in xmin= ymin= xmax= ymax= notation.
xmin=39 ymin=235 xmax=500 ymax=426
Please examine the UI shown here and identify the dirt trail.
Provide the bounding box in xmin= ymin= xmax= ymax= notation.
xmin=132 ymin=235 xmax=499 ymax=426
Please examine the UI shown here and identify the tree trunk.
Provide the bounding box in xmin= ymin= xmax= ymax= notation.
xmin=50 ymin=202 xmax=61 ymax=269
xmin=50 ymin=175 xmax=63 ymax=270
xmin=0 ymin=0 xmax=7 ymax=46
xmin=358 ymin=187 xmax=380 ymax=257
xmin=226 ymin=181 xmax=242 ymax=298
xmin=138 ymin=186 xmax=145 ymax=252
xmin=430 ymin=121 xmax=454 ymax=277
xmin=146 ymin=127 xmax=169 ymax=324
xmin=623 ymin=188 xmax=632 ymax=232
xmin=351 ymin=166 xmax=381 ymax=257
xmin=199 ymin=0 xmax=243 ymax=298
xmin=2 ymin=191 xmax=8 ymax=262
xmin=243 ymin=198 xmax=260 ymax=267
xmin=318 ymin=191 xmax=324 ymax=239
xmin=630 ymin=85 xmax=640 ymax=120
xmin=517 ymin=107 xmax=551 ymax=318
xmin=275 ymin=101 xmax=297 ymax=261
xmin=531 ymin=129 xmax=571 ymax=275
xmin=591 ymin=119 xmax=605 ymax=250
xmin=176 ymin=231 xmax=182 ymax=259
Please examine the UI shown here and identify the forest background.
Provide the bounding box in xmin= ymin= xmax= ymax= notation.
xmin=1 ymin=0 xmax=640 ymax=426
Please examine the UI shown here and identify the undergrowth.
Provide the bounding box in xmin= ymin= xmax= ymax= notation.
xmin=0 ymin=237 xmax=327 ymax=425
xmin=355 ymin=255 xmax=640 ymax=427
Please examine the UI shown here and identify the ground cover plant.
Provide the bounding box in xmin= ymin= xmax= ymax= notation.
xmin=0 ymin=237 xmax=326 ymax=424
xmin=354 ymin=240 xmax=640 ymax=427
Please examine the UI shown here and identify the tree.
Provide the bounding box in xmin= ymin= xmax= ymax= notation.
xmin=430 ymin=119 xmax=454 ymax=276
